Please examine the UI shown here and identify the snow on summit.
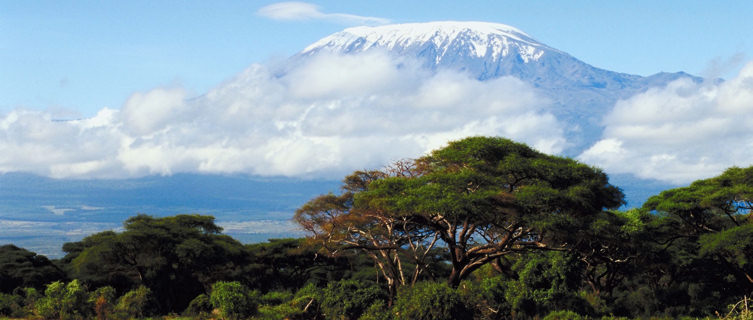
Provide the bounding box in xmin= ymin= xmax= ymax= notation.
xmin=302 ymin=21 xmax=550 ymax=63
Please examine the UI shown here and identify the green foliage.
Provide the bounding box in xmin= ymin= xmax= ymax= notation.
xmin=504 ymin=252 xmax=590 ymax=319
xmin=355 ymin=136 xmax=624 ymax=287
xmin=183 ymin=294 xmax=212 ymax=318
xmin=9 ymin=158 xmax=753 ymax=319
xmin=358 ymin=300 xmax=391 ymax=320
xmin=0 ymin=292 xmax=23 ymax=317
xmin=243 ymin=238 xmax=353 ymax=292
xmin=637 ymin=166 xmax=753 ymax=316
xmin=114 ymin=285 xmax=154 ymax=318
xmin=61 ymin=214 xmax=248 ymax=313
xmin=458 ymin=275 xmax=512 ymax=320
xmin=320 ymin=279 xmax=386 ymax=320
xmin=35 ymin=280 xmax=90 ymax=320
xmin=543 ymin=310 xmax=585 ymax=320
xmin=699 ymin=223 xmax=753 ymax=268
xmin=393 ymin=281 xmax=472 ymax=320
xmin=258 ymin=290 xmax=293 ymax=306
xmin=288 ymin=283 xmax=325 ymax=319
xmin=0 ymin=244 xmax=65 ymax=293
xmin=210 ymin=281 xmax=258 ymax=320
xmin=89 ymin=286 xmax=116 ymax=320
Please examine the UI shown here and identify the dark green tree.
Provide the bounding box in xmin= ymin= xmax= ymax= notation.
xmin=61 ymin=214 xmax=247 ymax=313
xmin=242 ymin=238 xmax=353 ymax=292
xmin=0 ymin=245 xmax=65 ymax=293
xmin=639 ymin=166 xmax=753 ymax=316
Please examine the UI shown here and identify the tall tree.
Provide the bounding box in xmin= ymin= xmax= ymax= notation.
xmin=357 ymin=137 xmax=623 ymax=287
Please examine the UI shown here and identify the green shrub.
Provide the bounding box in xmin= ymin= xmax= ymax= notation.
xmin=505 ymin=252 xmax=591 ymax=319
xmin=209 ymin=281 xmax=258 ymax=320
xmin=393 ymin=281 xmax=472 ymax=320
xmin=259 ymin=291 xmax=293 ymax=306
xmin=35 ymin=280 xmax=90 ymax=320
xmin=458 ymin=277 xmax=512 ymax=319
xmin=255 ymin=303 xmax=307 ymax=320
xmin=543 ymin=310 xmax=585 ymax=320
xmin=89 ymin=286 xmax=116 ymax=320
xmin=183 ymin=294 xmax=212 ymax=318
xmin=358 ymin=300 xmax=391 ymax=320
xmin=114 ymin=285 xmax=154 ymax=318
xmin=0 ymin=292 xmax=23 ymax=317
xmin=287 ymin=283 xmax=324 ymax=319
xmin=320 ymin=279 xmax=386 ymax=320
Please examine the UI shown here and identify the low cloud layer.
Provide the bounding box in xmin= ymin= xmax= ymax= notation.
xmin=579 ymin=62 xmax=753 ymax=184
xmin=257 ymin=2 xmax=390 ymax=26
xmin=0 ymin=51 xmax=564 ymax=179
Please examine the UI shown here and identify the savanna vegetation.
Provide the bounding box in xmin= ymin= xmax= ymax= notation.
xmin=2 ymin=136 xmax=753 ymax=319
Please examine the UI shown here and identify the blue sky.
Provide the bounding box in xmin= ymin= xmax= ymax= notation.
xmin=2 ymin=1 xmax=752 ymax=117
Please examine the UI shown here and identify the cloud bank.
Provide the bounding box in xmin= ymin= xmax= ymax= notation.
xmin=0 ymin=51 xmax=564 ymax=179
xmin=258 ymin=2 xmax=390 ymax=26
xmin=579 ymin=62 xmax=753 ymax=184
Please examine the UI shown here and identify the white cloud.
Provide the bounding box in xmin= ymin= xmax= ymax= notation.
xmin=0 ymin=51 xmax=563 ymax=179
xmin=257 ymin=2 xmax=390 ymax=25
xmin=121 ymin=88 xmax=190 ymax=135
xmin=579 ymin=61 xmax=753 ymax=184
xmin=41 ymin=206 xmax=74 ymax=216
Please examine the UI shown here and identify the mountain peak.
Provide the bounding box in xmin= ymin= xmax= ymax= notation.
xmin=302 ymin=21 xmax=551 ymax=63
xmin=296 ymin=20 xmax=697 ymax=143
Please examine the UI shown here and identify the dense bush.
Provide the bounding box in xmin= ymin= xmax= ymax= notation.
xmin=358 ymin=300 xmax=392 ymax=320
xmin=504 ymin=252 xmax=591 ymax=318
xmin=184 ymin=293 xmax=212 ymax=318
xmin=0 ymin=292 xmax=23 ymax=317
xmin=393 ymin=281 xmax=472 ymax=320
xmin=88 ymin=286 xmax=116 ymax=320
xmin=542 ymin=310 xmax=585 ymax=320
xmin=35 ymin=280 xmax=89 ymax=320
xmin=209 ymin=281 xmax=258 ymax=320
xmin=114 ymin=285 xmax=154 ymax=318
xmin=320 ymin=279 xmax=386 ymax=320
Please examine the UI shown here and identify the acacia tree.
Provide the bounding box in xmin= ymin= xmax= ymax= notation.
xmin=295 ymin=164 xmax=441 ymax=302
xmin=644 ymin=166 xmax=753 ymax=291
xmin=62 ymin=214 xmax=247 ymax=313
xmin=356 ymin=137 xmax=624 ymax=287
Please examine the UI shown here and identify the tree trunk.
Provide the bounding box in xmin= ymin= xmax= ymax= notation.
xmin=447 ymin=267 xmax=461 ymax=288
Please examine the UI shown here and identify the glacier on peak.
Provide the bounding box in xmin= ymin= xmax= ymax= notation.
xmin=302 ymin=21 xmax=550 ymax=63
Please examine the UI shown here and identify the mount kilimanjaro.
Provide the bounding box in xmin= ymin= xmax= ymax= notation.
xmin=297 ymin=21 xmax=697 ymax=151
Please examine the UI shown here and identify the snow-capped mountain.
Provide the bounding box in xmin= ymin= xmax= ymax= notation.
xmin=298 ymin=21 xmax=697 ymax=151
xmin=301 ymin=21 xmax=692 ymax=90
